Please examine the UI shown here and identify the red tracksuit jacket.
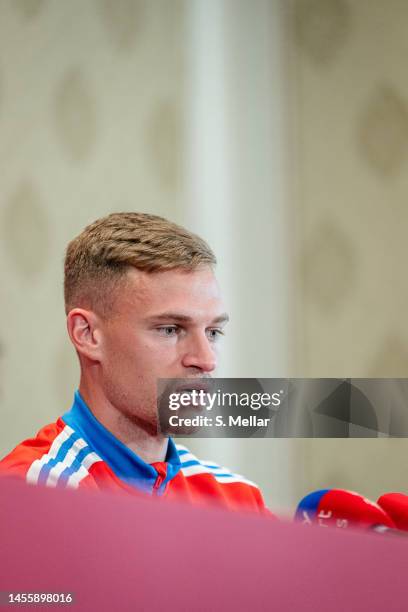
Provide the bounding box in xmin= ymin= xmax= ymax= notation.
xmin=0 ymin=390 xmax=269 ymax=515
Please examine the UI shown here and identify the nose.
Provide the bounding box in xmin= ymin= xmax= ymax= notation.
xmin=181 ymin=332 xmax=217 ymax=373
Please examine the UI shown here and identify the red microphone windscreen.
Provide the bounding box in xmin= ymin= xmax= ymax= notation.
xmin=317 ymin=489 xmax=395 ymax=529
xmin=377 ymin=493 xmax=408 ymax=531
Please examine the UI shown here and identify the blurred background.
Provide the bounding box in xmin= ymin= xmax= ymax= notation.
xmin=1 ymin=0 xmax=408 ymax=514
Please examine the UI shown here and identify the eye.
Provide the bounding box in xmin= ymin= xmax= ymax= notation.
xmin=207 ymin=328 xmax=224 ymax=342
xmin=157 ymin=325 xmax=179 ymax=337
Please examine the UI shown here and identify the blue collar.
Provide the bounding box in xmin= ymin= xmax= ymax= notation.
xmin=62 ymin=390 xmax=181 ymax=494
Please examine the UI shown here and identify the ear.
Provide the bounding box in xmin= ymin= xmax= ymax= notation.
xmin=66 ymin=308 xmax=102 ymax=362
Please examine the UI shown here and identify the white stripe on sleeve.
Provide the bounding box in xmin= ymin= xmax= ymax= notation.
xmin=26 ymin=426 xmax=74 ymax=485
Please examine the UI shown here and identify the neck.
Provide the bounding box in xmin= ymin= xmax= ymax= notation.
xmin=78 ymin=378 xmax=168 ymax=464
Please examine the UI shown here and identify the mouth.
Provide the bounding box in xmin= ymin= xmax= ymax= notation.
xmin=175 ymin=380 xmax=212 ymax=395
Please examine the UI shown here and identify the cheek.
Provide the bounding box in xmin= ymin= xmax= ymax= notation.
xmin=103 ymin=325 xmax=180 ymax=375
xmin=102 ymin=327 xmax=141 ymax=366
xmin=140 ymin=339 xmax=177 ymax=370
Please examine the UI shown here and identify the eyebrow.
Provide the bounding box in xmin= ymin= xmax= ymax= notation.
xmin=147 ymin=312 xmax=230 ymax=325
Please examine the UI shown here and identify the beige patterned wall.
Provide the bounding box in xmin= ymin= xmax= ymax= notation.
xmin=292 ymin=0 xmax=408 ymax=378
xmin=3 ymin=0 xmax=408 ymax=513
xmin=290 ymin=0 xmax=408 ymax=502
xmin=0 ymin=0 xmax=186 ymax=454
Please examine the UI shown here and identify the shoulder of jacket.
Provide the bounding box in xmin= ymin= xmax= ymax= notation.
xmin=175 ymin=443 xmax=259 ymax=488
xmin=1 ymin=419 xmax=102 ymax=488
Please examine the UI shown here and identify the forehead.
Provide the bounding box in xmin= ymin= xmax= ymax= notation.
xmin=116 ymin=266 xmax=224 ymax=318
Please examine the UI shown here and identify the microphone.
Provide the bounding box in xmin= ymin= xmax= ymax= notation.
xmin=295 ymin=489 xmax=396 ymax=531
xmin=377 ymin=493 xmax=408 ymax=531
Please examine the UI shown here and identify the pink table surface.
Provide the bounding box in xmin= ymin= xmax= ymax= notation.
xmin=0 ymin=476 xmax=407 ymax=611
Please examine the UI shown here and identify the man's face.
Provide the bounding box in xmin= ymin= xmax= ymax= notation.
xmin=98 ymin=266 xmax=227 ymax=432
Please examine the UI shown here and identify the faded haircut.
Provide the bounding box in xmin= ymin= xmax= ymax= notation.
xmin=64 ymin=212 xmax=216 ymax=316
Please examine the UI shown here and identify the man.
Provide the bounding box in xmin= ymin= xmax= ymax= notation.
xmin=0 ymin=212 xmax=268 ymax=514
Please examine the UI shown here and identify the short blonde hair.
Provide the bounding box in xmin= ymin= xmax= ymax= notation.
xmin=64 ymin=212 xmax=216 ymax=316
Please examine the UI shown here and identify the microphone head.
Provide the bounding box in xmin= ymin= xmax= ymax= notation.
xmin=377 ymin=493 xmax=408 ymax=531
xmin=295 ymin=488 xmax=395 ymax=530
